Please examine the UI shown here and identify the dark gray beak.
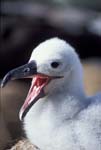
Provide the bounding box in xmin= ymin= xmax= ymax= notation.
xmin=1 ymin=61 xmax=37 ymax=88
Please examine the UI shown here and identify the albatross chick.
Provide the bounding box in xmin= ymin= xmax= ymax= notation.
xmin=1 ymin=38 xmax=101 ymax=150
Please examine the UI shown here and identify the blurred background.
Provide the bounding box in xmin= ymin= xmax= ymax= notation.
xmin=0 ymin=0 xmax=101 ymax=149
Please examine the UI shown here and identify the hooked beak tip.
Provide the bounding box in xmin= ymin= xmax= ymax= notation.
xmin=0 ymin=79 xmax=3 ymax=88
xmin=1 ymin=72 xmax=11 ymax=88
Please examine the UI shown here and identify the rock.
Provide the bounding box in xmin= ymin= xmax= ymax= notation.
xmin=9 ymin=139 xmax=39 ymax=150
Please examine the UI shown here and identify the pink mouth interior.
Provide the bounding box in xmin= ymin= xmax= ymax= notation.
xmin=20 ymin=74 xmax=50 ymax=119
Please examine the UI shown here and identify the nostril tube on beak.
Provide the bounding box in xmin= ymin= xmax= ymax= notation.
xmin=23 ymin=68 xmax=30 ymax=73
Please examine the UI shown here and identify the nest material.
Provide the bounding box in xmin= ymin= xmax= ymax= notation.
xmin=8 ymin=139 xmax=39 ymax=150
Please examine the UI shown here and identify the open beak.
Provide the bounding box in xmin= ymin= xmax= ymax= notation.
xmin=1 ymin=61 xmax=50 ymax=120
xmin=1 ymin=61 xmax=37 ymax=88
xmin=1 ymin=61 xmax=63 ymax=120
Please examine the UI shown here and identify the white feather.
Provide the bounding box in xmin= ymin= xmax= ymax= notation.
xmin=24 ymin=37 xmax=101 ymax=150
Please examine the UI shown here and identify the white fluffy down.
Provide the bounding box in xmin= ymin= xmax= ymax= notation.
xmin=24 ymin=38 xmax=101 ymax=150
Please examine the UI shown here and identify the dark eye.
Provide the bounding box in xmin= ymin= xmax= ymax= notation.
xmin=51 ymin=62 xmax=60 ymax=68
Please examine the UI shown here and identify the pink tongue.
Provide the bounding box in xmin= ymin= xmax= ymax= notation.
xmin=19 ymin=75 xmax=46 ymax=120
